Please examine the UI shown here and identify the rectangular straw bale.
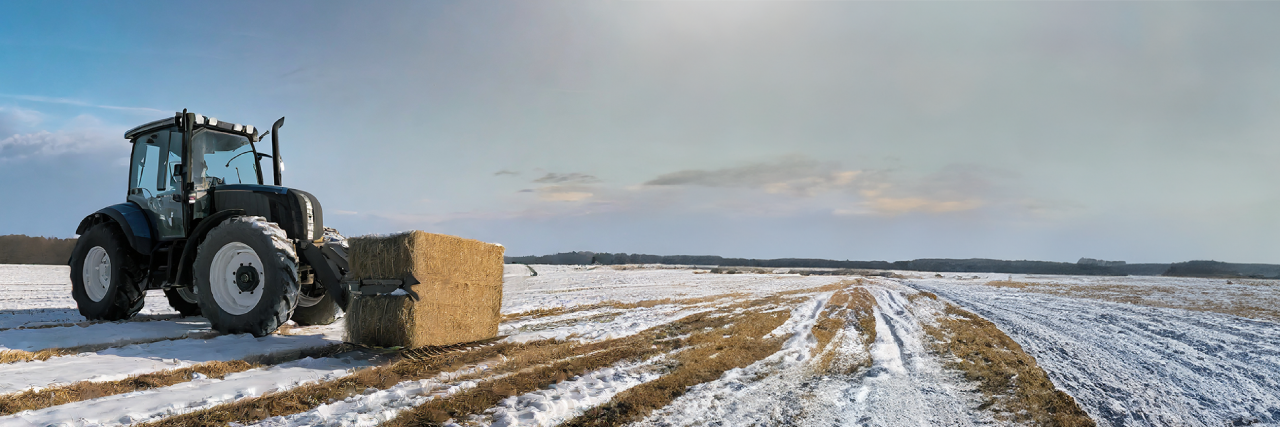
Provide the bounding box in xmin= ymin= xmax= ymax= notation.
xmin=344 ymin=231 xmax=504 ymax=348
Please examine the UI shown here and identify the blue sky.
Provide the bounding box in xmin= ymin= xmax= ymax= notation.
xmin=3 ymin=1 xmax=1280 ymax=263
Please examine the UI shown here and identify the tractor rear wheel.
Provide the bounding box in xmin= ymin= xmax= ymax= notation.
xmin=164 ymin=287 xmax=201 ymax=317
xmin=194 ymin=216 xmax=299 ymax=337
xmin=70 ymin=223 xmax=145 ymax=321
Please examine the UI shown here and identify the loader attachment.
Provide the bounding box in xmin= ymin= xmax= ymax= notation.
xmin=346 ymin=275 xmax=422 ymax=301
xmin=299 ymin=241 xmax=352 ymax=309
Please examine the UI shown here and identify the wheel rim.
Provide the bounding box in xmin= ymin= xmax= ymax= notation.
xmin=82 ymin=246 xmax=111 ymax=302
xmin=209 ymin=242 xmax=265 ymax=316
xmin=177 ymin=286 xmax=198 ymax=304
xmin=297 ymin=289 xmax=322 ymax=308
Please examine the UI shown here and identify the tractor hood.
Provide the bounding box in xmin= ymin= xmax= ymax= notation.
xmin=209 ymin=184 xmax=323 ymax=242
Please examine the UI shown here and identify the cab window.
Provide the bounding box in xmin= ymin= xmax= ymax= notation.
xmin=191 ymin=129 xmax=259 ymax=187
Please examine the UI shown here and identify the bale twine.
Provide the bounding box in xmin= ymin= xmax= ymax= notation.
xmin=343 ymin=231 xmax=504 ymax=348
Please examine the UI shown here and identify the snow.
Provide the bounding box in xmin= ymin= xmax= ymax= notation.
xmin=487 ymin=359 xmax=663 ymax=427
xmin=908 ymin=275 xmax=1280 ymax=426
xmin=0 ymin=318 xmax=210 ymax=352
xmin=638 ymin=284 xmax=992 ymax=427
xmin=1 ymin=354 xmax=376 ymax=427
xmin=0 ymin=265 xmax=179 ymax=330
xmin=0 ymin=323 xmax=343 ymax=395
xmin=5 ymin=262 xmax=1280 ymax=426
xmin=500 ymin=302 xmax=718 ymax=344
xmin=251 ymin=361 xmax=501 ymax=426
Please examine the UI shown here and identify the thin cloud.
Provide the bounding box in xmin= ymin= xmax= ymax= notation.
xmin=0 ymin=129 xmax=121 ymax=160
xmin=644 ymin=157 xmax=838 ymax=188
xmin=494 ymin=169 xmax=520 ymax=176
xmin=0 ymin=113 xmax=127 ymax=161
xmin=533 ymin=172 xmax=600 ymax=184
xmin=0 ymin=94 xmax=166 ymax=116
xmin=836 ymin=198 xmax=983 ymax=216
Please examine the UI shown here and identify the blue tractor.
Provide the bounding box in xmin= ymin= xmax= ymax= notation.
xmin=69 ymin=110 xmax=352 ymax=337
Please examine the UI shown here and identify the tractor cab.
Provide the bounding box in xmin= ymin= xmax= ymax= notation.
xmin=123 ymin=115 xmax=266 ymax=241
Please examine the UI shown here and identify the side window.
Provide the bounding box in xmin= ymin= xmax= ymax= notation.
xmin=129 ymin=133 xmax=163 ymax=196
xmin=160 ymin=131 xmax=183 ymax=193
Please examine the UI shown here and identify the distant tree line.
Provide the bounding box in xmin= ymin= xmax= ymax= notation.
xmin=506 ymin=251 xmax=1280 ymax=279
xmin=0 ymin=235 xmax=77 ymax=265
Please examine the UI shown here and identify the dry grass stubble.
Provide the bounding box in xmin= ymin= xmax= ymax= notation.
xmin=557 ymin=298 xmax=797 ymax=427
xmin=924 ymin=303 xmax=1095 ymax=427
xmin=0 ymin=348 xmax=73 ymax=364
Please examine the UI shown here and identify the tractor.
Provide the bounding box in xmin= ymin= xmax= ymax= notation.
xmin=69 ymin=110 xmax=353 ymax=337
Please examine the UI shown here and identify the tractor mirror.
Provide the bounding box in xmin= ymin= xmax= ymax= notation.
xmin=172 ymin=164 xmax=184 ymax=176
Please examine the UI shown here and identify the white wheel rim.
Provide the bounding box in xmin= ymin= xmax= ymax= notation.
xmin=82 ymin=246 xmax=111 ymax=302
xmin=209 ymin=242 xmax=265 ymax=316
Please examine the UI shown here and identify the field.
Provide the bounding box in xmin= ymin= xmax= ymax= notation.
xmin=0 ymin=265 xmax=1277 ymax=426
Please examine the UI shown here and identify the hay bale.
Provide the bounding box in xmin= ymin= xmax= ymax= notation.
xmin=344 ymin=231 xmax=504 ymax=348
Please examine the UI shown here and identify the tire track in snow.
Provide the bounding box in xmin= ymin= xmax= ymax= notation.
xmin=818 ymin=287 xmax=985 ymax=427
xmin=910 ymin=278 xmax=1280 ymax=426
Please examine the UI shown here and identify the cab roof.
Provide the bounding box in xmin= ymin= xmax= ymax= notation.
xmin=123 ymin=113 xmax=259 ymax=140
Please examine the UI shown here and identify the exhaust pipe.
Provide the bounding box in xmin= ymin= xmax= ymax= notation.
xmin=271 ymin=117 xmax=285 ymax=186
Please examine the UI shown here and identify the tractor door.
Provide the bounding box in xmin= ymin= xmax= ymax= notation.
xmin=127 ymin=129 xmax=188 ymax=240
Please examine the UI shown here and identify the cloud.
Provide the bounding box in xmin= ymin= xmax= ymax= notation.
xmin=0 ymin=113 xmax=126 ymax=161
xmin=540 ymin=191 xmax=594 ymax=202
xmin=0 ymin=106 xmax=43 ymax=132
xmin=836 ymin=197 xmax=983 ymax=216
xmin=521 ymin=185 xmax=595 ymax=202
xmin=0 ymin=94 xmax=166 ymax=116
xmin=532 ymin=172 xmax=600 ymax=184
xmin=494 ymin=169 xmax=520 ymax=176
xmin=644 ymin=157 xmax=836 ymax=188
xmin=641 ymin=157 xmax=1005 ymax=216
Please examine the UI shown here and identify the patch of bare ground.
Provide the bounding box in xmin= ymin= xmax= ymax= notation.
xmin=0 ymin=360 xmax=258 ymax=416
xmin=923 ymin=303 xmax=1095 ymax=426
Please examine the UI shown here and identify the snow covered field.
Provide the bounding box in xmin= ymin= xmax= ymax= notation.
xmin=0 ymin=264 xmax=1276 ymax=426
xmin=909 ymin=273 xmax=1280 ymax=427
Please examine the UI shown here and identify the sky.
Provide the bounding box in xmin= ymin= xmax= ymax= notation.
xmin=2 ymin=1 xmax=1280 ymax=263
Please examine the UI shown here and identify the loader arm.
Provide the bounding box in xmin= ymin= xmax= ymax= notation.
xmin=299 ymin=240 xmax=352 ymax=309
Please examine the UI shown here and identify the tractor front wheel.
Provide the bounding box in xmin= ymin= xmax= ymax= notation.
xmin=194 ymin=216 xmax=299 ymax=337
xmin=70 ymin=223 xmax=145 ymax=321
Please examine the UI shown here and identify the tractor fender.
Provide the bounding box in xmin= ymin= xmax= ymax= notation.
xmin=75 ymin=203 xmax=154 ymax=257
xmin=173 ymin=209 xmax=245 ymax=286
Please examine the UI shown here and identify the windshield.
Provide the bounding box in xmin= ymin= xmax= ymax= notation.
xmin=191 ymin=129 xmax=261 ymax=187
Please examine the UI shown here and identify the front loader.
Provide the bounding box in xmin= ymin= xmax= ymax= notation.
xmin=69 ymin=110 xmax=360 ymax=336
